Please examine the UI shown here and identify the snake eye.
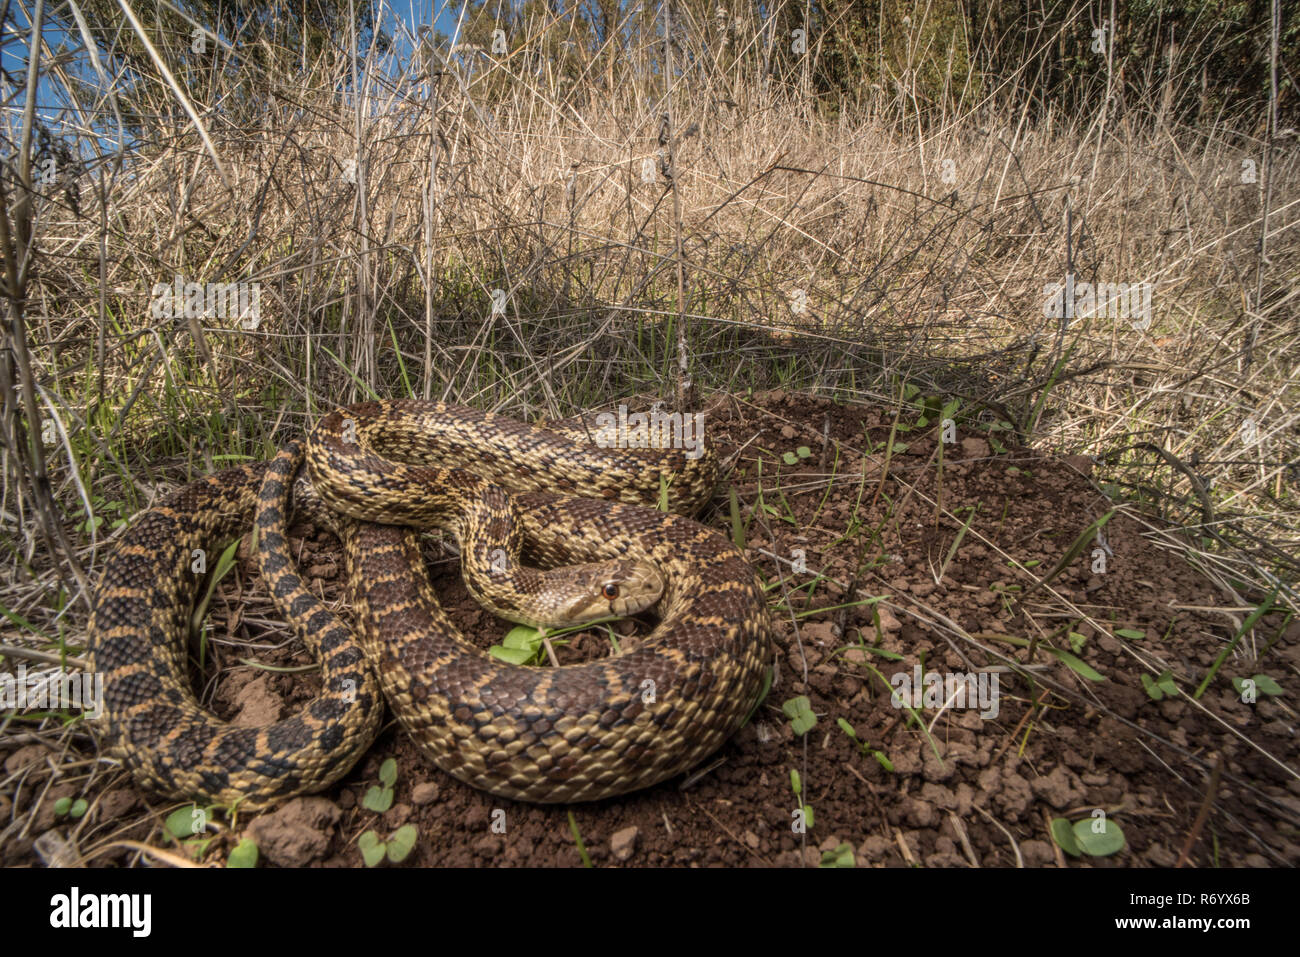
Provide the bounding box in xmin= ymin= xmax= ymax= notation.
xmin=602 ymin=583 xmax=620 ymax=600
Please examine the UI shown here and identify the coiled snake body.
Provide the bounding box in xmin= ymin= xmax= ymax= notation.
xmin=88 ymin=400 xmax=773 ymax=807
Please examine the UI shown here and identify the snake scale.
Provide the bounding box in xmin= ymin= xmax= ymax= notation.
xmin=87 ymin=400 xmax=774 ymax=808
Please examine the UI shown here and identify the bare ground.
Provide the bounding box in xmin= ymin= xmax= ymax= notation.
xmin=3 ymin=390 xmax=1296 ymax=867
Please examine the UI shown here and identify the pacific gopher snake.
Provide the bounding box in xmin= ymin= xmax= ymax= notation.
xmin=87 ymin=400 xmax=774 ymax=807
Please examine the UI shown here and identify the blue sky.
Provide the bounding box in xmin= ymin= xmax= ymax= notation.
xmin=2 ymin=1 xmax=479 ymax=125
xmin=395 ymin=0 xmax=471 ymax=43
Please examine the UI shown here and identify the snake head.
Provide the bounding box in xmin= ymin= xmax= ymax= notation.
xmin=548 ymin=558 xmax=664 ymax=626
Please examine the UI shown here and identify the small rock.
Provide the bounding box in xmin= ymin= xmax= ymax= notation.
xmin=920 ymin=782 xmax=957 ymax=810
xmin=230 ymin=674 xmax=284 ymax=727
xmin=610 ymin=826 xmax=639 ymax=861
xmin=385 ymin=803 xmax=412 ymax=827
xmin=993 ymin=770 xmax=1034 ymax=819
xmin=874 ymin=605 xmax=902 ymax=634
xmin=411 ymin=782 xmax=440 ymax=806
xmin=247 ymin=797 xmax=342 ymax=867
xmin=953 ymin=783 xmax=975 ymax=816
xmin=858 ymin=835 xmax=893 ymax=862
xmin=793 ymin=644 xmax=822 ymax=668
xmin=903 ymin=797 xmax=936 ymax=828
xmin=1020 ymin=839 xmax=1056 ymax=867
xmin=742 ymin=830 xmax=760 ymax=850
xmin=889 ymin=747 xmax=923 ymax=775
xmin=773 ymin=850 xmax=802 ymax=868
xmin=923 ymin=748 xmax=956 ymax=783
xmin=1158 ymin=699 xmax=1186 ymax=719
xmin=1029 ymin=765 xmax=1085 ymax=809
xmin=799 ymin=620 xmax=838 ymax=648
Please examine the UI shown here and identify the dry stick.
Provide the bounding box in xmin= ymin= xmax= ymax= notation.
xmin=113 ymin=0 xmax=230 ymax=189
xmin=1246 ymin=0 xmax=1280 ymax=371
xmin=842 ymin=760 xmax=875 ymax=791
xmin=80 ymin=840 xmax=205 ymax=869
xmin=974 ymin=804 xmax=1025 ymax=868
xmin=422 ymin=66 xmax=442 ymax=400
xmin=1175 ymin=753 xmax=1225 ymax=868
xmin=662 ymin=0 xmax=692 ymax=411
xmin=1129 ymin=443 xmax=1216 ymax=534
xmin=0 ymin=0 xmax=90 ymax=606
xmin=0 ymin=645 xmax=88 ymax=670
xmin=948 ymin=811 xmax=980 ymax=868
xmin=894 ymin=829 xmax=916 ymax=865
xmin=1085 ymin=0 xmax=1118 ymax=191
xmin=347 ymin=0 xmax=374 ymax=391
xmin=94 ymin=165 xmax=111 ymax=417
